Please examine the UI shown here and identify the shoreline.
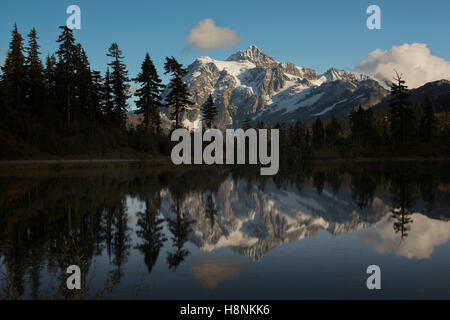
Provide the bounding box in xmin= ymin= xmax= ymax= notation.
xmin=1 ymin=156 xmax=450 ymax=166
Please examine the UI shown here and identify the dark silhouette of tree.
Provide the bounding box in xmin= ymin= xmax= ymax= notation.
xmin=44 ymin=54 xmax=57 ymax=113
xmin=102 ymin=67 xmax=114 ymax=122
xmin=201 ymin=94 xmax=218 ymax=129
xmin=164 ymin=56 xmax=193 ymax=129
xmin=312 ymin=118 xmax=325 ymax=149
xmin=389 ymin=71 xmax=412 ymax=143
xmin=24 ymin=27 xmax=45 ymax=115
xmin=55 ymin=26 xmax=77 ymax=128
xmin=205 ymin=193 xmax=217 ymax=232
xmin=391 ymin=174 xmax=416 ymax=240
xmin=91 ymin=70 xmax=104 ymax=123
xmin=166 ymin=195 xmax=194 ymax=269
xmin=420 ymin=96 xmax=438 ymax=142
xmin=110 ymin=202 xmax=131 ymax=281
xmin=107 ymin=43 xmax=130 ymax=128
xmin=325 ymin=114 xmax=341 ymax=147
xmin=135 ymin=193 xmax=167 ymax=274
xmin=313 ymin=171 xmax=325 ymax=195
xmin=133 ymin=53 xmax=164 ymax=134
xmin=2 ymin=23 xmax=26 ymax=113
xmin=350 ymin=169 xmax=377 ymax=209
xmin=74 ymin=43 xmax=93 ymax=124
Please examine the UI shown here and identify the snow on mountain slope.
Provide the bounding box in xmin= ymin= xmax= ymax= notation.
xmin=161 ymin=45 xmax=388 ymax=130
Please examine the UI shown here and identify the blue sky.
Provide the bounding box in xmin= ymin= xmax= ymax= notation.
xmin=1 ymin=0 xmax=449 ymax=84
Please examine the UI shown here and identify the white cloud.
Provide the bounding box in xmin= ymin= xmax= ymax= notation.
xmin=185 ymin=18 xmax=241 ymax=51
xmin=356 ymin=43 xmax=450 ymax=88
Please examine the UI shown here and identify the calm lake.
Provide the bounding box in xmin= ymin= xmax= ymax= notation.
xmin=1 ymin=162 xmax=450 ymax=299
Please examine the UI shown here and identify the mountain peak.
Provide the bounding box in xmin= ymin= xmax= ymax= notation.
xmin=226 ymin=45 xmax=278 ymax=67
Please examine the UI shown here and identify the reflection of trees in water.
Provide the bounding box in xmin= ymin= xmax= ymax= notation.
xmin=418 ymin=174 xmax=438 ymax=215
xmin=350 ymin=169 xmax=378 ymax=209
xmin=0 ymin=175 xmax=138 ymax=298
xmin=0 ymin=164 xmax=447 ymax=297
xmin=135 ymin=192 xmax=166 ymax=274
xmin=313 ymin=171 xmax=325 ymax=195
xmin=390 ymin=174 xmax=417 ymax=241
xmin=166 ymin=195 xmax=194 ymax=270
xmin=109 ymin=201 xmax=131 ymax=281
xmin=205 ymin=193 xmax=217 ymax=233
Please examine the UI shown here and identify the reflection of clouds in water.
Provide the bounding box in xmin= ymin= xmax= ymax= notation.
xmin=125 ymin=196 xmax=145 ymax=225
xmin=190 ymin=257 xmax=243 ymax=290
xmin=358 ymin=213 xmax=450 ymax=259
xmin=371 ymin=197 xmax=391 ymax=217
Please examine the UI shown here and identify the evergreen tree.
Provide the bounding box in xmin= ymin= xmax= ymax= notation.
xmin=243 ymin=118 xmax=251 ymax=130
xmin=55 ymin=26 xmax=77 ymax=128
xmin=2 ymin=23 xmax=26 ymax=112
xmin=312 ymin=117 xmax=325 ymax=149
xmin=91 ymin=70 xmax=104 ymax=123
xmin=107 ymin=43 xmax=130 ymax=128
xmin=389 ymin=72 xmax=412 ymax=143
xmin=349 ymin=105 xmax=364 ymax=148
xmin=133 ymin=53 xmax=164 ymax=134
xmin=44 ymin=54 xmax=57 ymax=108
xmin=24 ymin=28 xmax=45 ymax=115
xmin=102 ymin=67 xmax=114 ymax=122
xmin=164 ymin=56 xmax=192 ymax=129
xmin=293 ymin=120 xmax=305 ymax=148
xmin=201 ymin=94 xmax=218 ymax=129
xmin=411 ymin=102 xmax=423 ymax=139
xmin=325 ymin=114 xmax=341 ymax=147
xmin=0 ymin=69 xmax=4 ymax=113
xmin=421 ymin=96 xmax=438 ymax=142
xmin=74 ymin=43 xmax=93 ymax=123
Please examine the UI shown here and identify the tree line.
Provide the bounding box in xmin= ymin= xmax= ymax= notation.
xmin=0 ymin=24 xmax=194 ymax=157
xmin=0 ymin=24 xmax=448 ymax=160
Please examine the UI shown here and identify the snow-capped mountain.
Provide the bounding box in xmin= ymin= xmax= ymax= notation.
xmin=161 ymin=45 xmax=388 ymax=130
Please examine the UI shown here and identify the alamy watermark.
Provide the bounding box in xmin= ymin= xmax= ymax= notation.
xmin=366 ymin=5 xmax=381 ymax=30
xmin=66 ymin=5 xmax=81 ymax=30
xmin=170 ymin=123 xmax=279 ymax=176
xmin=366 ymin=265 xmax=381 ymax=290
xmin=66 ymin=265 xmax=81 ymax=290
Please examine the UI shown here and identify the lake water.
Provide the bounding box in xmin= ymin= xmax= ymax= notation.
xmin=1 ymin=162 xmax=450 ymax=299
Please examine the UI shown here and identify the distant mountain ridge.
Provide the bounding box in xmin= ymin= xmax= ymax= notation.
xmin=373 ymin=79 xmax=450 ymax=112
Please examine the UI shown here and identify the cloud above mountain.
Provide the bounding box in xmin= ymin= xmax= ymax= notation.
xmin=356 ymin=43 xmax=450 ymax=88
xmin=185 ymin=19 xmax=241 ymax=51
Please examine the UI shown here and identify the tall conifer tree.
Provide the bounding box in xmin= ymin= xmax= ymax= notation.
xmin=2 ymin=23 xmax=26 ymax=112
xmin=107 ymin=43 xmax=130 ymax=128
xmin=164 ymin=56 xmax=192 ymax=129
xmin=24 ymin=28 xmax=45 ymax=115
xmin=389 ymin=72 xmax=412 ymax=143
xmin=55 ymin=26 xmax=77 ymax=127
xmin=133 ymin=53 xmax=164 ymax=134
xmin=201 ymin=94 xmax=218 ymax=129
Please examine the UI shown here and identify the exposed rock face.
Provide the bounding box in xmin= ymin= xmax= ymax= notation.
xmin=161 ymin=45 xmax=389 ymax=130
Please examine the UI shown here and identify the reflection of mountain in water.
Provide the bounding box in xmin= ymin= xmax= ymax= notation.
xmin=160 ymin=178 xmax=391 ymax=261
xmin=158 ymin=173 xmax=450 ymax=261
